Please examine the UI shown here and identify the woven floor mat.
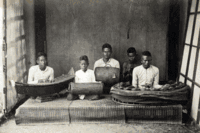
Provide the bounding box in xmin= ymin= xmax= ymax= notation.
xmin=69 ymin=96 xmax=125 ymax=123
xmin=15 ymin=95 xmax=182 ymax=125
xmin=15 ymin=97 xmax=72 ymax=125
xmin=125 ymin=104 xmax=182 ymax=124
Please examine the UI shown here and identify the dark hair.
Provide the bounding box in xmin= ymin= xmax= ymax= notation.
xmin=102 ymin=43 xmax=112 ymax=52
xmin=37 ymin=52 xmax=47 ymax=60
xmin=127 ymin=47 xmax=136 ymax=54
xmin=79 ymin=55 xmax=89 ymax=64
xmin=142 ymin=51 xmax=151 ymax=57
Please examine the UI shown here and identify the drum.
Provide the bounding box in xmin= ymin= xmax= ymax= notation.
xmin=95 ymin=67 xmax=120 ymax=93
xmin=69 ymin=82 xmax=104 ymax=95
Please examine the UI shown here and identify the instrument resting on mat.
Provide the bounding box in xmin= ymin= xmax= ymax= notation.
xmin=15 ymin=74 xmax=74 ymax=96
xmin=69 ymin=82 xmax=104 ymax=95
xmin=110 ymin=82 xmax=190 ymax=105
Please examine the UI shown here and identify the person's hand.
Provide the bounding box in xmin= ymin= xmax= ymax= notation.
xmin=139 ymin=85 xmax=145 ymax=91
xmin=140 ymin=87 xmax=146 ymax=91
xmin=119 ymin=82 xmax=124 ymax=86
xmin=122 ymin=82 xmax=131 ymax=87
xmin=38 ymin=79 xmax=54 ymax=83
xmin=161 ymin=84 xmax=171 ymax=91
xmin=38 ymin=79 xmax=46 ymax=83
xmin=154 ymin=85 xmax=163 ymax=90
xmin=145 ymin=83 xmax=152 ymax=88
xmin=49 ymin=79 xmax=55 ymax=83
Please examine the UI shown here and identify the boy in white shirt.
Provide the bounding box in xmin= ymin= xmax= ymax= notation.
xmin=67 ymin=55 xmax=99 ymax=100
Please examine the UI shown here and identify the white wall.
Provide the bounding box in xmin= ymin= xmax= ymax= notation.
xmin=5 ymin=0 xmax=35 ymax=112
xmin=0 ymin=0 xmax=4 ymax=111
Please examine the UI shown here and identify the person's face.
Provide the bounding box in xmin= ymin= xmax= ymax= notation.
xmin=128 ymin=52 xmax=136 ymax=63
xmin=141 ymin=55 xmax=152 ymax=69
xmin=103 ymin=48 xmax=112 ymax=59
xmin=37 ymin=56 xmax=47 ymax=70
xmin=80 ymin=60 xmax=88 ymax=72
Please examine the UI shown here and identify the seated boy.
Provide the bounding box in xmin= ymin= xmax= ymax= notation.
xmin=122 ymin=47 xmax=137 ymax=86
xmin=28 ymin=52 xmax=54 ymax=84
xmin=67 ymin=55 xmax=99 ymax=100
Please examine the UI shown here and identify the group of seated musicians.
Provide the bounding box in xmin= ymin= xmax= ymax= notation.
xmin=27 ymin=43 xmax=159 ymax=100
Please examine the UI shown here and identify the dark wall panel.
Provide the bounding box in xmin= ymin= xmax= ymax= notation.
xmin=35 ymin=0 xmax=46 ymax=55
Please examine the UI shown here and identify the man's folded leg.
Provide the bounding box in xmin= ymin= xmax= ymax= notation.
xmin=30 ymin=96 xmax=37 ymax=99
xmin=85 ymin=95 xmax=100 ymax=100
xmin=67 ymin=93 xmax=79 ymax=100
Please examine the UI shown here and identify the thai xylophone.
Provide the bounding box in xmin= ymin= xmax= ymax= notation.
xmin=14 ymin=74 xmax=74 ymax=96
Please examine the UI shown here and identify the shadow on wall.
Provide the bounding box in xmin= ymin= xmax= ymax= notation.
xmin=167 ymin=0 xmax=180 ymax=81
xmin=167 ymin=0 xmax=188 ymax=81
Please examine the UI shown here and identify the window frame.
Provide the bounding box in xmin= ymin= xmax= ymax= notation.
xmin=178 ymin=0 xmax=200 ymax=89
xmin=178 ymin=0 xmax=200 ymax=123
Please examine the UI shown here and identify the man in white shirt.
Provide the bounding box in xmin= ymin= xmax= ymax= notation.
xmin=132 ymin=51 xmax=159 ymax=89
xmin=93 ymin=43 xmax=120 ymax=70
xmin=28 ymin=52 xmax=54 ymax=84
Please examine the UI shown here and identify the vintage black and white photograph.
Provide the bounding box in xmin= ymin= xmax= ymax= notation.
xmin=0 ymin=0 xmax=199 ymax=132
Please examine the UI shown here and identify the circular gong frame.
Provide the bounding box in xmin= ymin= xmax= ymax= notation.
xmin=112 ymin=97 xmax=139 ymax=106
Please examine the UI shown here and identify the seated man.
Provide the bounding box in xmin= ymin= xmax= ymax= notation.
xmin=67 ymin=55 xmax=99 ymax=100
xmin=28 ymin=52 xmax=54 ymax=84
xmin=122 ymin=47 xmax=137 ymax=85
xmin=94 ymin=43 xmax=120 ymax=70
xmin=132 ymin=51 xmax=159 ymax=89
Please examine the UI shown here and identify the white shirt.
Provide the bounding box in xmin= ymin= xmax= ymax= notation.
xmin=75 ymin=69 xmax=96 ymax=99
xmin=93 ymin=58 xmax=120 ymax=70
xmin=28 ymin=65 xmax=54 ymax=84
xmin=75 ymin=69 xmax=96 ymax=83
xmin=132 ymin=65 xmax=159 ymax=88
